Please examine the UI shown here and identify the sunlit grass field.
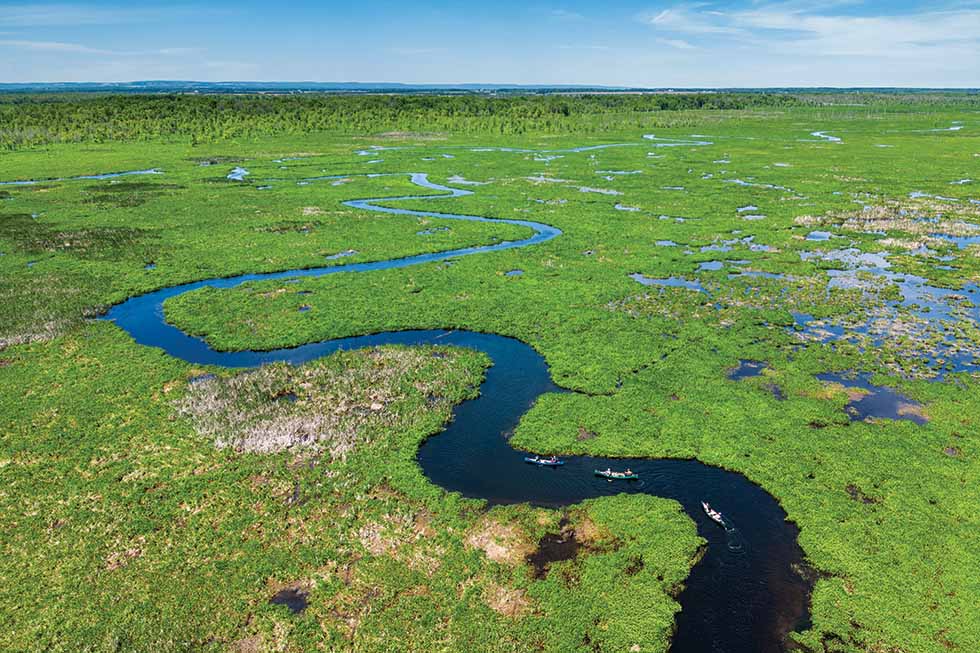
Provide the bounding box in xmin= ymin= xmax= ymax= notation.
xmin=1 ymin=96 xmax=978 ymax=652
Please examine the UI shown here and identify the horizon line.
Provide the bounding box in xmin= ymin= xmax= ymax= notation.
xmin=1 ymin=80 xmax=979 ymax=91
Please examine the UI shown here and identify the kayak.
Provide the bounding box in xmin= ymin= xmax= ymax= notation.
xmin=594 ymin=469 xmax=639 ymax=480
xmin=524 ymin=456 xmax=564 ymax=466
xmin=702 ymin=501 xmax=725 ymax=525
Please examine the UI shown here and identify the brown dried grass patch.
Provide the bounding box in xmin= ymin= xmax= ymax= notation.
xmin=173 ymin=347 xmax=462 ymax=457
xmin=229 ymin=636 xmax=263 ymax=653
xmin=897 ymin=403 xmax=927 ymax=420
xmin=357 ymin=522 xmax=399 ymax=557
xmin=795 ymin=198 xmax=980 ymax=239
xmin=574 ymin=516 xmax=606 ymax=546
xmin=484 ymin=582 xmax=530 ymax=618
xmin=466 ymin=518 xmax=533 ymax=566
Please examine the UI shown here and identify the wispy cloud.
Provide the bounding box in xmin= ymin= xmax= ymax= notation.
xmin=740 ymin=5 xmax=980 ymax=57
xmin=157 ymin=47 xmax=198 ymax=56
xmin=0 ymin=4 xmax=172 ymax=27
xmin=657 ymin=38 xmax=697 ymax=50
xmin=643 ymin=6 xmax=742 ymax=35
xmin=639 ymin=2 xmax=980 ymax=57
xmin=0 ymin=39 xmax=117 ymax=55
xmin=0 ymin=39 xmax=198 ymax=57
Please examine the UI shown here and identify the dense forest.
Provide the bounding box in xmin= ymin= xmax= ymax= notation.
xmin=2 ymin=91 xmax=977 ymax=150
xmin=0 ymin=92 xmax=802 ymax=148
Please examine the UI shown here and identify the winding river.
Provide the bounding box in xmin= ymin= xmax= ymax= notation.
xmin=102 ymin=172 xmax=813 ymax=652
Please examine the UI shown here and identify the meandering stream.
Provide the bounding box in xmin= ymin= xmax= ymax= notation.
xmin=103 ymin=172 xmax=813 ymax=652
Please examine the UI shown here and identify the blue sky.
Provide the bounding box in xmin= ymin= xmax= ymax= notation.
xmin=1 ymin=1 xmax=978 ymax=86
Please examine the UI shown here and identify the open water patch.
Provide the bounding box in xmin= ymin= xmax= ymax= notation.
xmin=702 ymin=236 xmax=773 ymax=254
xmin=816 ymin=372 xmax=926 ymax=424
xmin=729 ymin=269 xmax=784 ymax=280
xmin=798 ymin=248 xmax=889 ymax=269
xmin=809 ymin=131 xmax=842 ymax=143
xmin=909 ymin=191 xmax=960 ymax=202
xmin=698 ymin=260 xmax=725 ymax=272
xmin=729 ymin=360 xmax=768 ymax=380
xmin=793 ymin=253 xmax=980 ymax=377
xmin=614 ymin=203 xmax=641 ymax=212
xmin=270 ymin=588 xmax=308 ymax=614
xmin=928 ymin=230 xmax=980 ymax=249
xmin=526 ymin=522 xmax=580 ymax=579
xmin=418 ymin=226 xmax=451 ymax=236
xmin=642 ymin=134 xmax=713 ymax=147
xmin=630 ymin=273 xmax=707 ymax=293
xmin=723 ymin=179 xmax=793 ymax=192
xmin=447 ymin=175 xmax=488 ymax=186
xmin=576 ymin=186 xmax=622 ymax=196
xmin=0 ymin=169 xmax=161 ymax=186
xmin=917 ymin=124 xmax=964 ymax=133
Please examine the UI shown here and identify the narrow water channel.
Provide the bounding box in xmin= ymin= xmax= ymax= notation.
xmin=102 ymin=172 xmax=813 ymax=652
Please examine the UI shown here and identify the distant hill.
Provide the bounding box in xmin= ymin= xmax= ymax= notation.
xmin=0 ymin=81 xmax=975 ymax=95
xmin=0 ymin=81 xmax=645 ymax=94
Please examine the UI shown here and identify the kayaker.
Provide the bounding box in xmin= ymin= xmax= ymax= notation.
xmin=604 ymin=468 xmax=612 ymax=475
xmin=625 ymin=468 xmax=633 ymax=476
xmin=547 ymin=455 xmax=557 ymax=463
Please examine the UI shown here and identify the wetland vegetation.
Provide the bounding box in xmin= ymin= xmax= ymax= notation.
xmin=1 ymin=92 xmax=979 ymax=652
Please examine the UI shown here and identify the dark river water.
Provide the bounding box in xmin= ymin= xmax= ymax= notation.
xmin=102 ymin=172 xmax=813 ymax=652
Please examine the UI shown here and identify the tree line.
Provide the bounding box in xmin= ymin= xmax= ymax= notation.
xmin=0 ymin=92 xmax=809 ymax=149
